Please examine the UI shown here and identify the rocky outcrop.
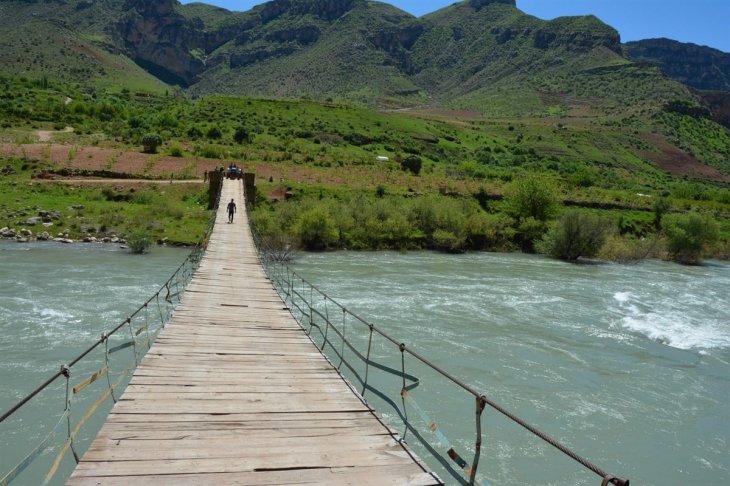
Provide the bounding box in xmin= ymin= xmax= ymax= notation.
xmin=119 ymin=0 xmax=243 ymax=86
xmin=625 ymin=38 xmax=730 ymax=92
xmin=534 ymin=26 xmax=621 ymax=54
xmin=230 ymin=46 xmax=298 ymax=68
xmin=368 ymin=25 xmax=423 ymax=74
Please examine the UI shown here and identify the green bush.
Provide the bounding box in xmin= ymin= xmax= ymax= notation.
xmin=207 ymin=126 xmax=223 ymax=139
xmin=168 ymin=144 xmax=184 ymax=157
xmin=662 ymin=212 xmax=719 ymax=265
xmin=506 ymin=177 xmax=557 ymax=222
xmin=233 ymin=125 xmax=253 ymax=144
xmin=401 ymin=154 xmax=422 ymax=175
xmin=598 ymin=235 xmax=660 ymax=264
xmin=297 ymin=208 xmax=338 ymax=249
xmin=141 ymin=133 xmax=163 ymax=154
xmin=196 ymin=145 xmax=225 ymax=159
xmin=433 ymin=229 xmax=467 ymax=253
xmin=536 ymin=210 xmax=613 ymax=261
xmin=126 ymin=230 xmax=153 ymax=254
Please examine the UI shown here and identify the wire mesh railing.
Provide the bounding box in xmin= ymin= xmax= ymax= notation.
xmin=244 ymin=194 xmax=629 ymax=486
xmin=0 ymin=183 xmax=222 ymax=486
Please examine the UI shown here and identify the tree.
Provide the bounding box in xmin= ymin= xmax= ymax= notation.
xmin=297 ymin=208 xmax=338 ymax=249
xmin=207 ymin=126 xmax=223 ymax=139
xmin=141 ymin=133 xmax=163 ymax=154
xmin=662 ymin=212 xmax=719 ymax=264
xmin=401 ymin=154 xmax=422 ymax=175
xmin=186 ymin=126 xmax=203 ymax=139
xmin=652 ymin=198 xmax=671 ymax=230
xmin=535 ymin=210 xmax=613 ymax=261
xmin=233 ymin=125 xmax=253 ymax=144
xmin=506 ymin=177 xmax=557 ymax=222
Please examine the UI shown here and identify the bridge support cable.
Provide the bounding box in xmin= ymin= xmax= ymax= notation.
xmin=0 ymin=181 xmax=223 ymax=486
xmin=242 ymin=183 xmax=628 ymax=486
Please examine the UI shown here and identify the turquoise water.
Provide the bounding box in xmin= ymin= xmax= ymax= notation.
xmin=1 ymin=242 xmax=728 ymax=485
xmin=0 ymin=240 xmax=188 ymax=485
xmin=288 ymin=251 xmax=730 ymax=486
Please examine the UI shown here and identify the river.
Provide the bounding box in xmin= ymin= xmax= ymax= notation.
xmin=288 ymin=251 xmax=730 ymax=486
xmin=1 ymin=242 xmax=728 ymax=485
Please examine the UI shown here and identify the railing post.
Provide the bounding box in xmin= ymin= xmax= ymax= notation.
xmin=362 ymin=324 xmax=374 ymax=396
xmin=102 ymin=333 xmax=117 ymax=404
xmin=322 ymin=296 xmax=330 ymax=351
xmin=338 ymin=308 xmax=347 ymax=370
xmin=469 ymin=395 xmax=487 ymax=485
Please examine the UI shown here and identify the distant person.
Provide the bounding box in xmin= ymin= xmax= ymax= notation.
xmin=227 ymin=198 xmax=237 ymax=224
xmin=203 ymin=170 xmax=208 ymax=182
xmin=170 ymin=173 xmax=174 ymax=184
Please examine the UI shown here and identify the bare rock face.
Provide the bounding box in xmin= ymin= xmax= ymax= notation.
xmin=625 ymin=38 xmax=730 ymax=92
xmin=120 ymin=0 xmax=210 ymax=86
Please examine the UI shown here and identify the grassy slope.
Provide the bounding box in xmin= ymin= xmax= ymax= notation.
xmin=0 ymin=1 xmax=169 ymax=94
xmin=1 ymin=76 xmax=729 ymax=251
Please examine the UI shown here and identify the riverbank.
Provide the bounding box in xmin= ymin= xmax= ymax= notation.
xmin=0 ymin=158 xmax=211 ymax=245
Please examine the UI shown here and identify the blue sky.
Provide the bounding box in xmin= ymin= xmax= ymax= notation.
xmin=179 ymin=0 xmax=730 ymax=52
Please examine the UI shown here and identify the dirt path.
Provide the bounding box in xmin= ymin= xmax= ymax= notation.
xmin=35 ymin=126 xmax=74 ymax=142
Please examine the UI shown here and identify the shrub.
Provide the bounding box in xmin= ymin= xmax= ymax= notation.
xmin=126 ymin=230 xmax=153 ymax=254
xmin=598 ymin=235 xmax=660 ymax=264
xmin=401 ymin=154 xmax=422 ymax=175
xmin=662 ymin=212 xmax=719 ymax=265
xmin=168 ymin=144 xmax=184 ymax=157
xmin=535 ymin=210 xmax=613 ymax=261
xmin=233 ymin=125 xmax=253 ymax=144
xmin=432 ymin=229 xmax=466 ymax=253
xmin=141 ymin=133 xmax=163 ymax=154
xmin=297 ymin=208 xmax=338 ymax=249
xmin=186 ymin=126 xmax=203 ymax=139
xmin=207 ymin=126 xmax=223 ymax=139
xmin=506 ymin=177 xmax=557 ymax=222
xmin=652 ymin=198 xmax=671 ymax=230
xmin=197 ymin=145 xmax=225 ymax=159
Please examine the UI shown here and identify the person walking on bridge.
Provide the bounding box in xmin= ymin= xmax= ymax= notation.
xmin=227 ymin=198 xmax=237 ymax=224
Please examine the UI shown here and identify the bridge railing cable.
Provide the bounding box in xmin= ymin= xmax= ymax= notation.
xmin=0 ymin=180 xmax=222 ymax=486
xmin=242 ymin=185 xmax=628 ymax=486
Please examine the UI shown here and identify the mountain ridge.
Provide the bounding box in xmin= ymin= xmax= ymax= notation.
xmin=0 ymin=0 xmax=724 ymax=113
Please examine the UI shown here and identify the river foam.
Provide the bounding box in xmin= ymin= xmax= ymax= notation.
xmin=613 ymin=291 xmax=730 ymax=351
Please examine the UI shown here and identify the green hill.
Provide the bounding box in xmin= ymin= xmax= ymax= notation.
xmin=0 ymin=0 xmax=708 ymax=113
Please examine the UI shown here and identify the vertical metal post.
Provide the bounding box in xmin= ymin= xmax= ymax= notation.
xmin=322 ymin=296 xmax=330 ymax=351
xmin=127 ymin=318 xmax=138 ymax=367
xmin=362 ymin=324 xmax=374 ymax=396
xmin=338 ymin=308 xmax=347 ymax=370
xmin=102 ymin=334 xmax=116 ymax=403
xmin=469 ymin=395 xmax=487 ymax=485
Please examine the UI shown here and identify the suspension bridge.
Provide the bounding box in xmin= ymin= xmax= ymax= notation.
xmin=59 ymin=180 xmax=441 ymax=485
xmin=1 ymin=177 xmax=630 ymax=486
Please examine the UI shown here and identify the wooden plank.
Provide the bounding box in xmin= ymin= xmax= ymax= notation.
xmin=67 ymin=465 xmax=441 ymax=486
xmin=66 ymin=179 xmax=442 ymax=486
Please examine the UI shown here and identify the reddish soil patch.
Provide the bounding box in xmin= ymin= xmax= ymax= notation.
xmin=637 ymin=133 xmax=730 ymax=181
xmin=0 ymin=144 xmax=482 ymax=194
xmin=266 ymin=186 xmax=288 ymax=200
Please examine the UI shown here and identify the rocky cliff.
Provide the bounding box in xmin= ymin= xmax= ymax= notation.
xmin=625 ymin=38 xmax=730 ymax=92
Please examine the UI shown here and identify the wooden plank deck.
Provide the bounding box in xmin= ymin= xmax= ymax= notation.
xmin=66 ymin=180 xmax=442 ymax=486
